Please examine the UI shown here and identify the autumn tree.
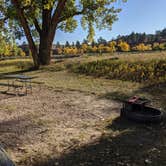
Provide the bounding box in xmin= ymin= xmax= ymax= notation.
xmin=0 ymin=0 xmax=126 ymax=69
xmin=117 ymin=41 xmax=130 ymax=52
xmin=108 ymin=41 xmax=116 ymax=52
xmin=0 ymin=31 xmax=25 ymax=57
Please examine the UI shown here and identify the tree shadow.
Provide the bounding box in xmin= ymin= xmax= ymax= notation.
xmin=0 ymin=68 xmax=35 ymax=80
xmin=0 ymin=113 xmax=42 ymax=152
xmin=28 ymin=116 xmax=166 ymax=166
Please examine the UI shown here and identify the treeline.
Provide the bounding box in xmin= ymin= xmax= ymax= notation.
xmin=54 ymin=28 xmax=166 ymax=55
xmin=116 ymin=28 xmax=166 ymax=46
xmin=54 ymin=40 xmax=166 ymax=55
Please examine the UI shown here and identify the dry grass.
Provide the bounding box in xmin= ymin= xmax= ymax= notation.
xmin=0 ymin=51 xmax=166 ymax=166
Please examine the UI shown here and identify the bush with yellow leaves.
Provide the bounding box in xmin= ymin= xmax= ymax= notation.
xmin=133 ymin=43 xmax=152 ymax=51
xmin=118 ymin=41 xmax=130 ymax=52
xmin=63 ymin=47 xmax=78 ymax=55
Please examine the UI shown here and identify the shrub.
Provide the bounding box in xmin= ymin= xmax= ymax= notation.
xmin=63 ymin=47 xmax=78 ymax=55
xmin=117 ymin=41 xmax=130 ymax=52
xmin=108 ymin=41 xmax=117 ymax=52
xmin=81 ymin=44 xmax=88 ymax=53
xmin=70 ymin=59 xmax=166 ymax=83
xmin=133 ymin=43 xmax=152 ymax=51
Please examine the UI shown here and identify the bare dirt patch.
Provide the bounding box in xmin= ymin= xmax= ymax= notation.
xmin=0 ymin=88 xmax=120 ymax=165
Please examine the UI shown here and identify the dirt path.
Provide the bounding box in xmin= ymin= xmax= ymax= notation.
xmin=0 ymin=88 xmax=120 ymax=165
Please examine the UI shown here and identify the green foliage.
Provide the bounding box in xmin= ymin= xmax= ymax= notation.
xmin=0 ymin=0 xmax=126 ymax=42
xmin=115 ymin=28 xmax=166 ymax=46
xmin=71 ymin=59 xmax=166 ymax=83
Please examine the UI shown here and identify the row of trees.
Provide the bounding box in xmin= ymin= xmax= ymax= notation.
xmin=54 ymin=40 xmax=166 ymax=55
xmin=115 ymin=28 xmax=166 ymax=46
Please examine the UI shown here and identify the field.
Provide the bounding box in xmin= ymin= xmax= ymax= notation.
xmin=0 ymin=51 xmax=166 ymax=166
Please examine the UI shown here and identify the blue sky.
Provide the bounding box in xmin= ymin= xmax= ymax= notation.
xmin=54 ymin=0 xmax=166 ymax=44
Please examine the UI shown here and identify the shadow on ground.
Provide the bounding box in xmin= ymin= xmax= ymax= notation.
xmin=0 ymin=68 xmax=35 ymax=80
xmin=24 ymin=116 xmax=166 ymax=166
xmin=0 ymin=113 xmax=42 ymax=152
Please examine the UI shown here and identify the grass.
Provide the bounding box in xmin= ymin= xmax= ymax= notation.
xmin=0 ymin=51 xmax=165 ymax=109
xmin=0 ymin=51 xmax=166 ymax=166
xmin=0 ymin=59 xmax=33 ymax=74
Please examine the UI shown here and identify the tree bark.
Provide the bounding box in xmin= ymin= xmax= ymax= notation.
xmin=37 ymin=0 xmax=67 ymax=65
xmin=37 ymin=5 xmax=52 ymax=65
xmin=38 ymin=33 xmax=52 ymax=65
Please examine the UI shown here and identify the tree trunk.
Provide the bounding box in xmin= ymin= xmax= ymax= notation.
xmin=38 ymin=32 xmax=52 ymax=65
xmin=30 ymin=45 xmax=40 ymax=69
xmin=12 ymin=0 xmax=40 ymax=69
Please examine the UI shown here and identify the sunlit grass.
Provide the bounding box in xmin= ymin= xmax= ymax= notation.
xmin=0 ymin=59 xmax=33 ymax=74
xmin=0 ymin=51 xmax=165 ymax=110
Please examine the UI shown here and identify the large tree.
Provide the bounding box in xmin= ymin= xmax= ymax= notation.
xmin=0 ymin=0 xmax=126 ymax=69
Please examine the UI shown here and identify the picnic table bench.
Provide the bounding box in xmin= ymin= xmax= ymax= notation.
xmin=3 ymin=74 xmax=35 ymax=95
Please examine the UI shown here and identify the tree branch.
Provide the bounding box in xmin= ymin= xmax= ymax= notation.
xmin=51 ymin=0 xmax=67 ymax=25
xmin=42 ymin=0 xmax=52 ymax=33
xmin=58 ymin=9 xmax=86 ymax=23
xmin=49 ymin=0 xmax=67 ymax=43
xmin=33 ymin=18 xmax=41 ymax=35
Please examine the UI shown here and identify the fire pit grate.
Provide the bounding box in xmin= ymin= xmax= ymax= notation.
xmin=120 ymin=96 xmax=163 ymax=123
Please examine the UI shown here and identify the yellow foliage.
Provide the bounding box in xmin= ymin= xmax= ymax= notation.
xmin=98 ymin=44 xmax=104 ymax=53
xmin=133 ymin=43 xmax=152 ymax=51
xmin=153 ymin=42 xmax=160 ymax=50
xmin=118 ymin=41 xmax=130 ymax=52
xmin=23 ymin=0 xmax=31 ymax=6
xmin=91 ymin=46 xmax=98 ymax=53
xmin=81 ymin=44 xmax=88 ymax=53
xmin=108 ymin=41 xmax=116 ymax=52
xmin=63 ymin=47 xmax=78 ymax=55
xmin=18 ymin=49 xmax=26 ymax=57
xmin=4 ymin=45 xmax=12 ymax=56
xmin=159 ymin=43 xmax=166 ymax=50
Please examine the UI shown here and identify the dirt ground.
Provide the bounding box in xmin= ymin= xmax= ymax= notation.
xmin=0 ymin=87 xmax=120 ymax=165
xmin=0 ymin=55 xmax=165 ymax=166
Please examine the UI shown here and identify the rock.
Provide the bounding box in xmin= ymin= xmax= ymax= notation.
xmin=0 ymin=146 xmax=15 ymax=166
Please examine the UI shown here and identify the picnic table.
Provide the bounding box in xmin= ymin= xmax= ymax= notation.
xmin=3 ymin=74 xmax=34 ymax=95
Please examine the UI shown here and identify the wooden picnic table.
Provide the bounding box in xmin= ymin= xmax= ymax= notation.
xmin=3 ymin=74 xmax=35 ymax=95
